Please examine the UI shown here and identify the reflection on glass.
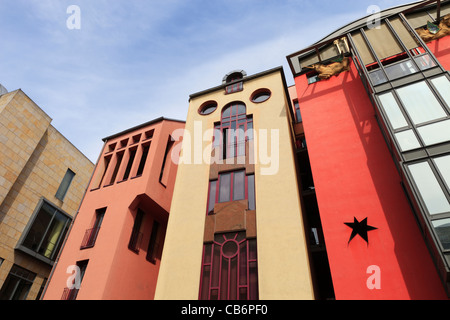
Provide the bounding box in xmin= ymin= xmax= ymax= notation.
xmin=384 ymin=59 xmax=418 ymax=80
xmin=395 ymin=130 xmax=421 ymax=151
xmin=369 ymin=69 xmax=388 ymax=85
xmin=417 ymin=119 xmax=450 ymax=146
xmin=378 ymin=92 xmax=408 ymax=129
xmin=414 ymin=54 xmax=436 ymax=70
xmin=408 ymin=162 xmax=450 ymax=215
xmin=434 ymin=155 xmax=450 ymax=190
xmin=432 ymin=218 xmax=450 ymax=250
xmin=396 ymin=81 xmax=447 ymax=125
xmin=431 ymin=75 xmax=450 ymax=106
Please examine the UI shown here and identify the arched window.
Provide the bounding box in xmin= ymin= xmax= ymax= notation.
xmin=223 ymin=70 xmax=246 ymax=94
xmin=213 ymin=102 xmax=253 ymax=159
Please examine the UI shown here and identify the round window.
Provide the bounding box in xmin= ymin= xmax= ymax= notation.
xmin=251 ymin=89 xmax=271 ymax=103
xmin=198 ymin=101 xmax=218 ymax=115
xmin=222 ymin=240 xmax=239 ymax=258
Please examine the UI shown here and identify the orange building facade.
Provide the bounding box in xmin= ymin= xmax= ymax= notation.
xmin=42 ymin=117 xmax=184 ymax=300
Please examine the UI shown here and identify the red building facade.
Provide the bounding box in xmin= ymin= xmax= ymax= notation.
xmin=42 ymin=118 xmax=184 ymax=300
xmin=287 ymin=0 xmax=450 ymax=299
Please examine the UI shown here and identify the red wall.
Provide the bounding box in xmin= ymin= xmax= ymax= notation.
xmin=43 ymin=120 xmax=183 ymax=300
xmin=294 ymin=61 xmax=447 ymax=299
xmin=427 ymin=33 xmax=450 ymax=70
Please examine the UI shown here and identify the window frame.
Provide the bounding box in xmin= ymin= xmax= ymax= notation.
xmin=214 ymin=102 xmax=253 ymax=160
xmin=199 ymin=232 xmax=258 ymax=300
xmin=207 ymin=170 xmax=255 ymax=215
xmin=405 ymin=156 xmax=450 ymax=253
xmin=55 ymin=168 xmax=76 ymax=201
xmin=16 ymin=198 xmax=72 ymax=265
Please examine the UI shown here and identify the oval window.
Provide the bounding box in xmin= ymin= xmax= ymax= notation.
xmin=198 ymin=101 xmax=218 ymax=115
xmin=251 ymin=89 xmax=271 ymax=103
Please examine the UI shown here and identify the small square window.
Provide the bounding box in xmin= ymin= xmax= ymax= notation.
xmin=119 ymin=139 xmax=128 ymax=149
xmin=132 ymin=134 xmax=141 ymax=144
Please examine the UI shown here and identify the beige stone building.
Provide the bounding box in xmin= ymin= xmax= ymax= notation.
xmin=0 ymin=87 xmax=94 ymax=300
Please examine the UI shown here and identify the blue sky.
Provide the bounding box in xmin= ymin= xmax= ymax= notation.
xmin=0 ymin=0 xmax=412 ymax=162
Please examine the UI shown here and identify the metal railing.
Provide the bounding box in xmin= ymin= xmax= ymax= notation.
xmin=80 ymin=227 xmax=100 ymax=249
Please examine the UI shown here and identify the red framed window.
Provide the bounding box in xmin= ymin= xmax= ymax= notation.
xmin=213 ymin=102 xmax=253 ymax=160
xmin=199 ymin=232 xmax=258 ymax=300
xmin=207 ymin=171 xmax=255 ymax=214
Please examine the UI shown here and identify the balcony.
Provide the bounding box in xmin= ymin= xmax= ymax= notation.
xmin=61 ymin=287 xmax=79 ymax=300
xmin=80 ymin=227 xmax=100 ymax=249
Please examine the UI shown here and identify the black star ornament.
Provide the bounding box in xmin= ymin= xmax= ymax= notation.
xmin=344 ymin=217 xmax=377 ymax=245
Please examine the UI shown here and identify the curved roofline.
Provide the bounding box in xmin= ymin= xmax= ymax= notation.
xmin=308 ymin=0 xmax=424 ymax=47
xmin=286 ymin=0 xmax=447 ymax=76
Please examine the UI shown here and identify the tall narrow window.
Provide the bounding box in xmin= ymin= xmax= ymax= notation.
xmin=122 ymin=148 xmax=137 ymax=181
xmin=55 ymin=169 xmax=75 ymax=200
xmin=62 ymin=260 xmax=88 ymax=300
xmin=218 ymin=102 xmax=252 ymax=159
xmin=294 ymin=100 xmax=302 ymax=123
xmin=128 ymin=209 xmax=144 ymax=253
xmin=108 ymin=152 xmax=123 ymax=185
xmin=146 ymin=220 xmax=161 ymax=264
xmin=81 ymin=208 xmax=106 ymax=249
xmin=160 ymin=136 xmax=175 ymax=186
xmin=207 ymin=180 xmax=217 ymax=214
xmin=199 ymin=232 xmax=258 ymax=300
xmin=247 ymin=174 xmax=256 ymax=211
xmin=136 ymin=143 xmax=150 ymax=177
xmin=95 ymin=156 xmax=111 ymax=189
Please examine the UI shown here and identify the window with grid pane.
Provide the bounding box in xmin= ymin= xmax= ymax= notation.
xmin=199 ymin=232 xmax=258 ymax=300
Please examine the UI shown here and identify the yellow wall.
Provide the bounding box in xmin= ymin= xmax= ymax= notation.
xmin=0 ymin=90 xmax=94 ymax=299
xmin=155 ymin=69 xmax=314 ymax=300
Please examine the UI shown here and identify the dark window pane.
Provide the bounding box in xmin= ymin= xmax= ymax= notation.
xmin=219 ymin=173 xmax=231 ymax=202
xmin=207 ymin=180 xmax=217 ymax=214
xmin=23 ymin=203 xmax=55 ymax=252
xmin=233 ymin=171 xmax=245 ymax=201
xmin=55 ymin=169 xmax=75 ymax=200
xmin=247 ymin=175 xmax=255 ymax=210
xmin=38 ymin=211 xmax=67 ymax=259
xmin=136 ymin=144 xmax=150 ymax=176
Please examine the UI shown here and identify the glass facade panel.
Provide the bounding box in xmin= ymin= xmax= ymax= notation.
xmin=434 ymin=155 xmax=450 ymax=190
xmin=233 ymin=171 xmax=245 ymax=201
xmin=396 ymin=81 xmax=447 ymax=125
xmin=370 ymin=69 xmax=388 ymax=85
xmin=408 ymin=162 xmax=450 ymax=215
xmin=378 ymin=92 xmax=408 ymax=129
xmin=219 ymin=173 xmax=231 ymax=202
xmin=414 ymin=54 xmax=436 ymax=71
xmin=395 ymin=130 xmax=421 ymax=151
xmin=417 ymin=119 xmax=450 ymax=146
xmin=431 ymin=75 xmax=450 ymax=106
xmin=432 ymin=218 xmax=450 ymax=250
xmin=384 ymin=60 xmax=418 ymax=80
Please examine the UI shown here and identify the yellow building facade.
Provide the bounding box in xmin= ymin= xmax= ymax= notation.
xmin=155 ymin=67 xmax=314 ymax=300
xmin=0 ymin=89 xmax=94 ymax=300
